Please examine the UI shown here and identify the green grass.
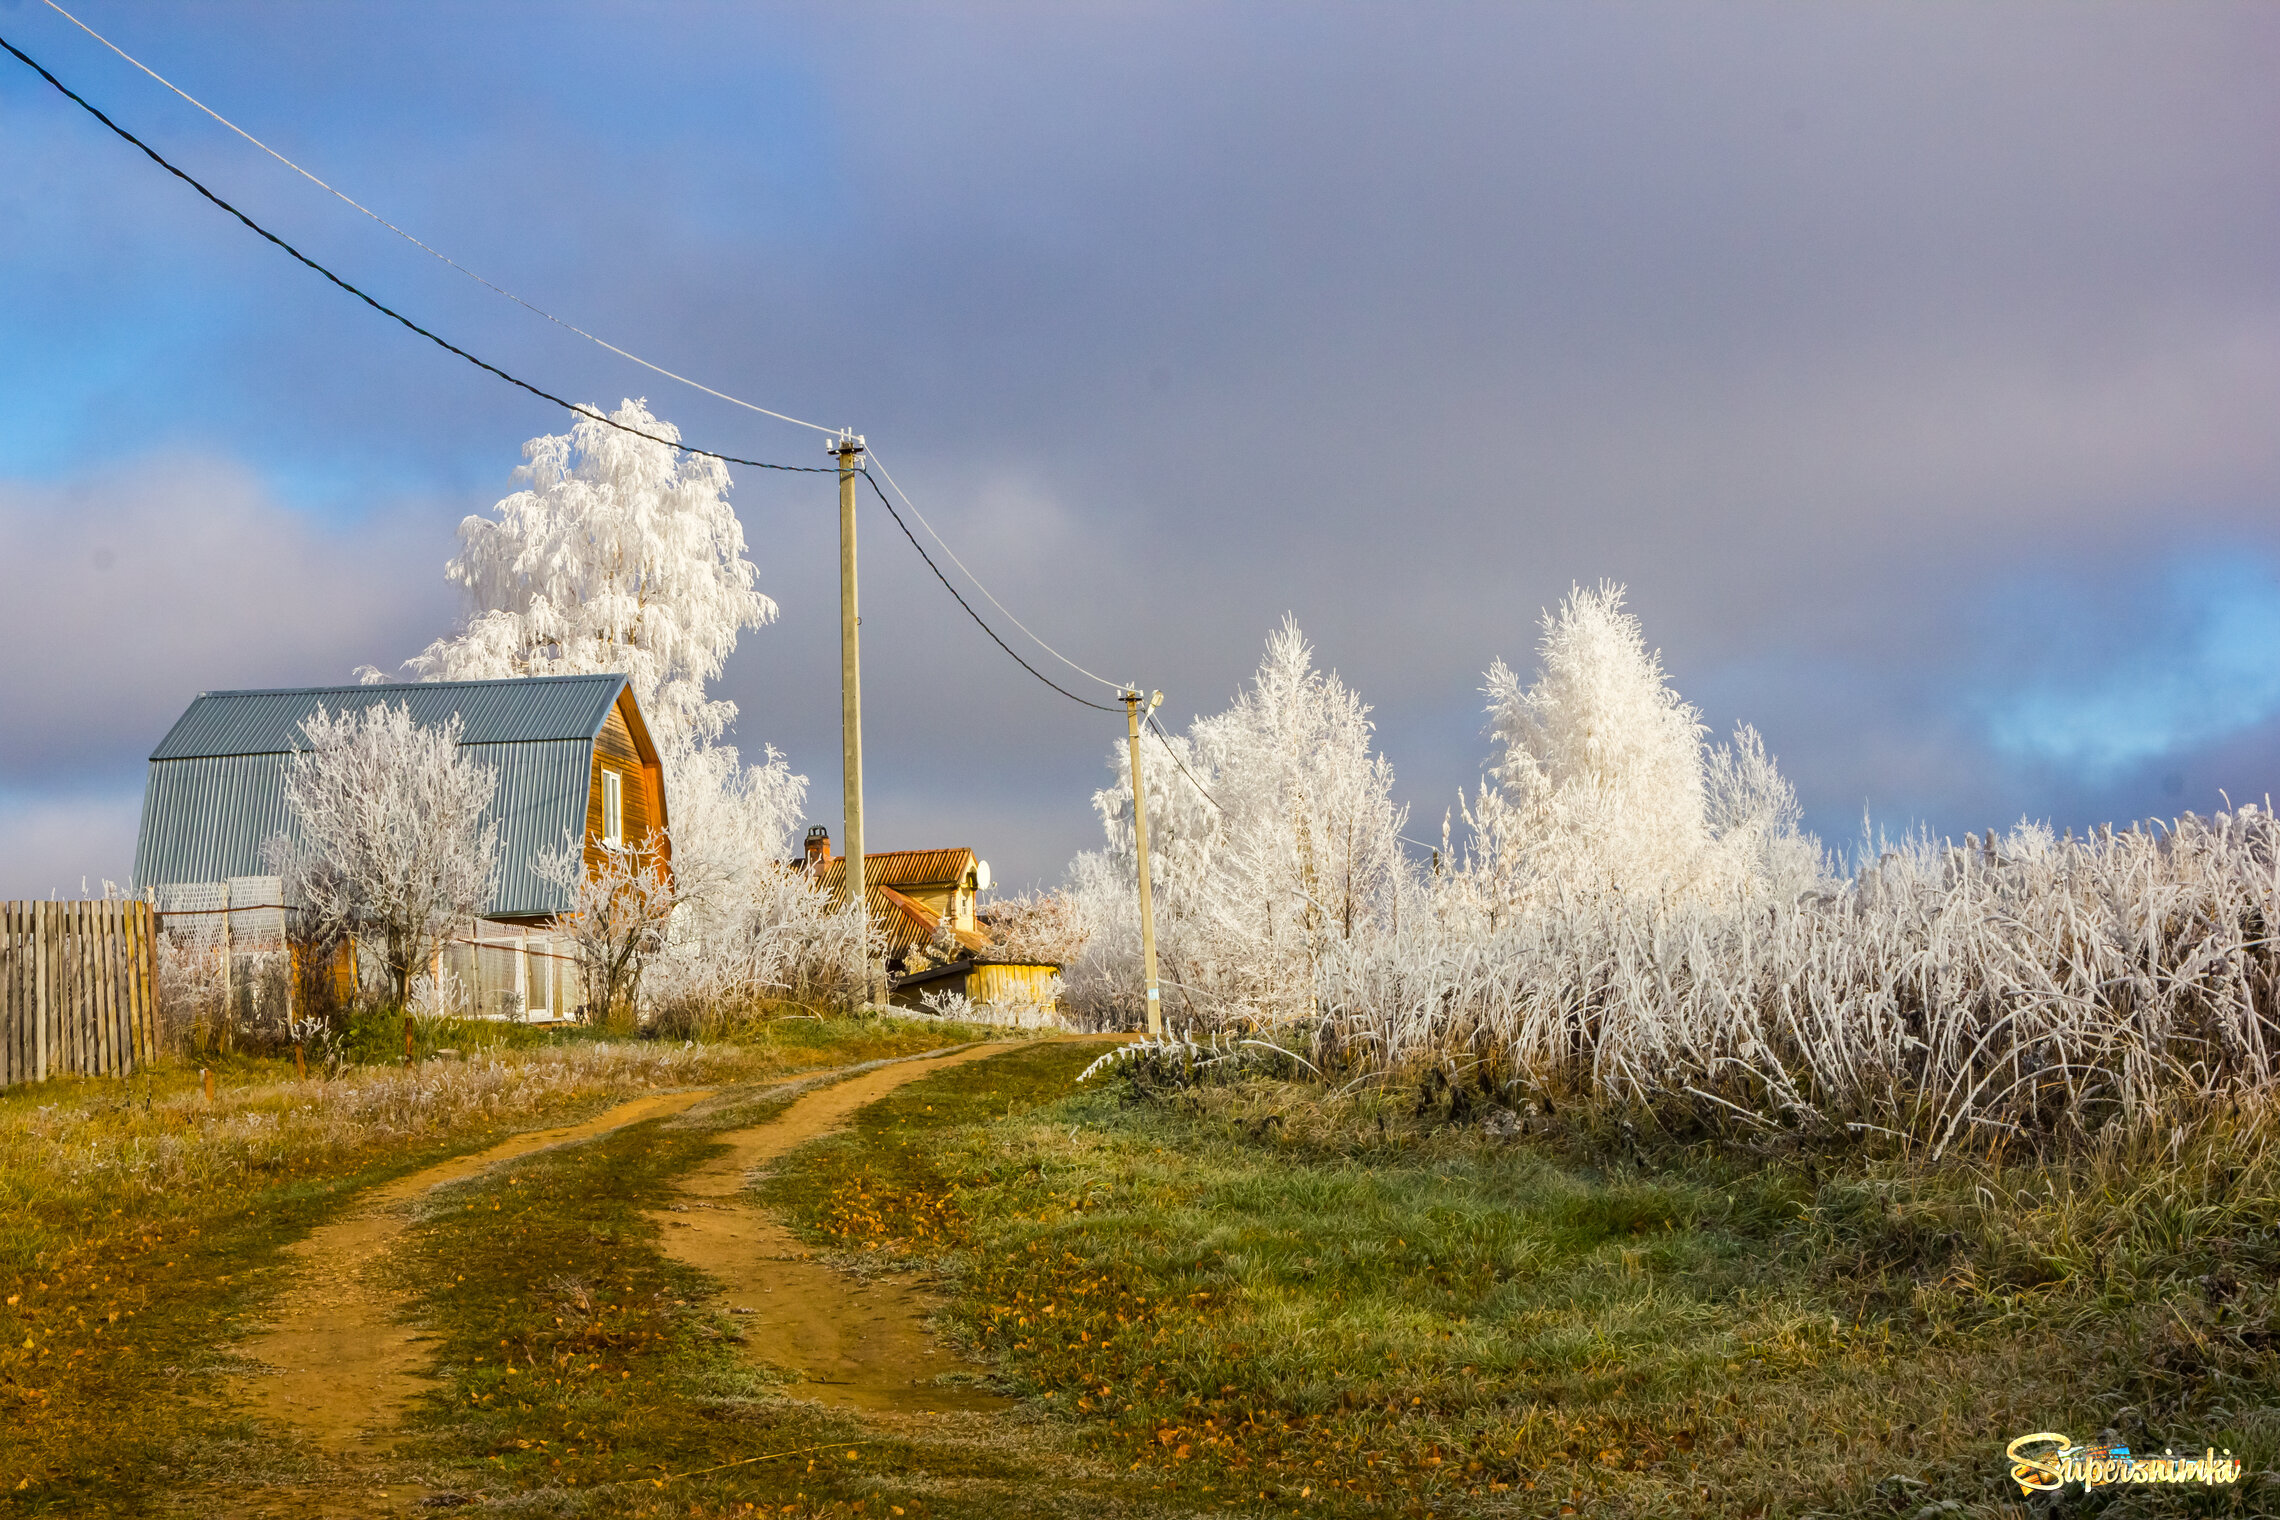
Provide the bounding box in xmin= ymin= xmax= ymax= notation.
xmin=353 ymin=1039 xmax=1201 ymax=1517
xmin=762 ymin=1050 xmax=2280 ymax=1517
xmin=11 ymin=1024 xmax=2274 ymax=1517
xmin=0 ymin=1013 xmax=994 ymax=1512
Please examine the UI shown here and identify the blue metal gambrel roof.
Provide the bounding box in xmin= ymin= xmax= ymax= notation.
xmin=134 ymin=674 xmax=633 ymax=919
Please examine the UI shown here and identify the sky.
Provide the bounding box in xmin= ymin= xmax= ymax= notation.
xmin=2 ymin=1 xmax=2276 ymax=898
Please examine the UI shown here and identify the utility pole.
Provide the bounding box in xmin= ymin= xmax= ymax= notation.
xmin=832 ymin=429 xmax=877 ymax=1007
xmin=1123 ymin=688 xmax=1164 ymax=1038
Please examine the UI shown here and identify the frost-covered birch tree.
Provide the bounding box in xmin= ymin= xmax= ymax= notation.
xmin=279 ymin=704 xmax=500 ymax=1005
xmin=407 ymin=399 xmax=814 ymax=975
xmin=408 ymin=399 xmax=773 ymax=752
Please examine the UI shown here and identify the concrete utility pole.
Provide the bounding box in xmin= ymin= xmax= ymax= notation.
xmin=832 ymin=429 xmax=877 ymax=1007
xmin=1123 ymin=688 xmax=1165 ymax=1038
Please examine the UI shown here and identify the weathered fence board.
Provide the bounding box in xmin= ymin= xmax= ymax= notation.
xmin=0 ymin=900 xmax=159 ymax=1085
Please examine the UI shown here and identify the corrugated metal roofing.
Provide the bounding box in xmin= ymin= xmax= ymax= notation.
xmin=135 ymin=676 xmax=632 ymax=918
xmin=150 ymin=674 xmax=628 ymax=759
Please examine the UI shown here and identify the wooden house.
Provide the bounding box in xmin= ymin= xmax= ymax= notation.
xmin=134 ymin=674 xmax=667 ymax=1019
xmin=800 ymin=832 xmax=1060 ymax=1013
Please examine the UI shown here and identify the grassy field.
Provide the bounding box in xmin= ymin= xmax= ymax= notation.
xmin=0 ymin=1012 xmax=990 ymax=1513
xmin=6 ymin=1022 xmax=2274 ymax=1517
xmin=764 ymin=1046 xmax=2280 ymax=1518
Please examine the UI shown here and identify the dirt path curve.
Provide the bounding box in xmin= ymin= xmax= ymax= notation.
xmin=650 ymin=1041 xmax=1017 ymax=1414
xmin=234 ymin=1086 xmax=720 ymax=1451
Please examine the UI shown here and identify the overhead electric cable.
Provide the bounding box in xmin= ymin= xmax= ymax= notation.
xmin=863 ymin=447 xmax=1126 ymax=693
xmin=0 ymin=33 xmax=831 ymax=474
xmin=9 ymin=26 xmax=1164 ymax=728
xmin=32 ymin=4 xmax=1131 ymax=699
xmin=857 ymin=471 xmax=1120 ymax=713
xmin=37 ymin=0 xmax=838 ymax=438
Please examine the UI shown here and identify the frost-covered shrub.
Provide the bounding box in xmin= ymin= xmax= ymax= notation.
xmin=276 ymin=703 xmax=501 ymax=1006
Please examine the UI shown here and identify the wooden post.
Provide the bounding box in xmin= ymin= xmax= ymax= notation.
xmin=1123 ymin=690 xmax=1166 ymax=1039
xmin=832 ymin=429 xmax=876 ymax=1007
xmin=93 ymin=901 xmax=113 ymax=1077
xmin=63 ymin=902 xmax=80 ymax=1075
xmin=103 ymin=901 xmax=123 ymax=1076
xmin=219 ymin=879 xmax=234 ymax=1052
xmin=34 ymin=902 xmax=50 ymax=1082
xmin=127 ymin=901 xmax=152 ymax=1068
xmin=139 ymin=901 xmax=163 ymax=1065
xmin=3 ymin=903 xmax=16 ymax=1087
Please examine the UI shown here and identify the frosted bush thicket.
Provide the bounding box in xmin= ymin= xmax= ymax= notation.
xmin=1071 ymin=589 xmax=2280 ymax=1150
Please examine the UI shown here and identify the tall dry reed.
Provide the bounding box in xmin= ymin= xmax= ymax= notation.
xmin=1300 ymin=810 xmax=2279 ymax=1154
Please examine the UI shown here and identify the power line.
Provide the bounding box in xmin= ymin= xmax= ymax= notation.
xmin=29 ymin=8 xmax=1133 ymax=703
xmin=858 ymin=470 xmax=1121 ymax=713
xmin=864 ymin=448 xmax=1125 ymax=693
xmin=10 ymin=27 xmax=1164 ymax=731
xmin=0 ymin=33 xmax=833 ymax=476
xmin=37 ymin=0 xmax=838 ymax=439
xmin=1146 ymin=711 xmax=1228 ymax=813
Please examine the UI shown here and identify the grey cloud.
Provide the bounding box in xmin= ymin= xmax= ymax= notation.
xmin=5 ymin=2 xmax=2275 ymax=893
xmin=0 ymin=456 xmax=455 ymax=782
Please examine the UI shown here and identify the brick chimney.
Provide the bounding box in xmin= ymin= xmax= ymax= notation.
xmin=804 ymin=825 xmax=831 ymax=865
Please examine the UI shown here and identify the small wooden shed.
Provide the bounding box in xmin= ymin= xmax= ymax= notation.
xmin=891 ymin=958 xmax=1063 ymax=1012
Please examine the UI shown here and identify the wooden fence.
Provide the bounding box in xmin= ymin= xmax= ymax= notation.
xmin=1 ymin=900 xmax=160 ymax=1086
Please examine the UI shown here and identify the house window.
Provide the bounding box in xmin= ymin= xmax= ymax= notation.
xmin=602 ymin=770 xmax=623 ymax=847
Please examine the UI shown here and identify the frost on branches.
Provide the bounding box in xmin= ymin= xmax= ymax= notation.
xmin=408 ymin=398 xmax=773 ymax=752
xmin=276 ymin=704 xmax=500 ymax=1005
xmin=1062 ymin=588 xmax=2280 ymax=1152
xmin=1459 ymin=581 xmax=1823 ymax=912
xmin=531 ymin=830 xmax=676 ymax=1026
xmin=408 ymin=400 xmax=834 ymax=1004
xmin=1066 ymin=619 xmax=1410 ymax=1027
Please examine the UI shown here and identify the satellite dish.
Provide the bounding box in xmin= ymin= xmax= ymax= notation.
xmin=975 ymin=860 xmax=992 ymax=892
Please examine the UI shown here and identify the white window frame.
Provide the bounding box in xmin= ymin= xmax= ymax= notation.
xmin=601 ymin=770 xmax=624 ymax=847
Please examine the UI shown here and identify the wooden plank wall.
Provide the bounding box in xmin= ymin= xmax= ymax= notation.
xmin=0 ymin=900 xmax=159 ymax=1087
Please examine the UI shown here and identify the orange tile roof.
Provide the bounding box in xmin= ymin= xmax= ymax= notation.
xmin=809 ymin=849 xmax=978 ymax=895
xmin=795 ymin=849 xmax=989 ymax=955
xmin=870 ymin=882 xmax=991 ymax=956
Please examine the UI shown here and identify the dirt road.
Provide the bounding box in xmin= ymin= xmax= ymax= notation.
xmin=234 ymin=1086 xmax=719 ymax=1449
xmin=648 ymin=1041 xmax=1014 ymax=1412
xmin=233 ymin=1041 xmax=1012 ymax=1453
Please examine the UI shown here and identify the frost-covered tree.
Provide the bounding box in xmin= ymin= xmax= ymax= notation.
xmin=1460 ymin=582 xmax=1820 ymax=909
xmin=278 ymin=704 xmax=500 ymax=1005
xmin=408 ymin=398 xmax=774 ymax=751
xmin=1467 ymin=582 xmax=1717 ymax=903
xmin=408 ymin=400 xmax=811 ymax=970
xmin=532 ymin=829 xmax=675 ymax=1027
xmin=641 ymin=741 xmax=873 ymax=1013
xmin=1069 ymin=619 xmax=1409 ymax=1026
